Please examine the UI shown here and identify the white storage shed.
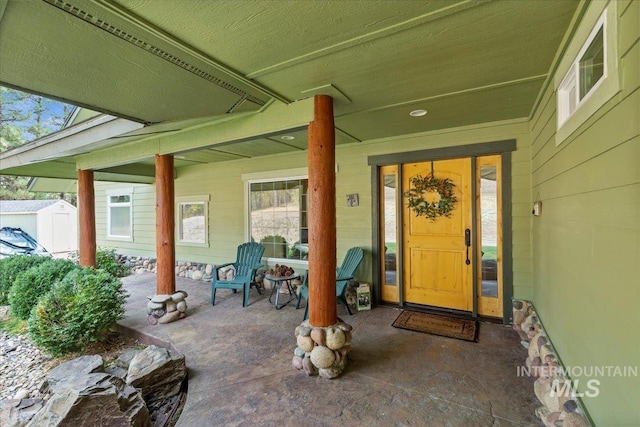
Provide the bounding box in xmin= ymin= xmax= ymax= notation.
xmin=0 ymin=200 xmax=78 ymax=254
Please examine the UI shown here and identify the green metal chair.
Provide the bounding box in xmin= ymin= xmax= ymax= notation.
xmin=297 ymin=247 xmax=364 ymax=320
xmin=211 ymin=242 xmax=265 ymax=307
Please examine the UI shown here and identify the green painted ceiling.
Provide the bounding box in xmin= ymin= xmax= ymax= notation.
xmin=0 ymin=0 xmax=580 ymax=180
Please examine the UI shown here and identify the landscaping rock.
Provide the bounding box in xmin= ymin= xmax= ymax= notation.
xmin=105 ymin=366 xmax=128 ymax=380
xmin=116 ymin=349 xmax=143 ymax=370
xmin=126 ymin=345 xmax=186 ymax=406
xmin=13 ymin=390 xmax=29 ymax=400
xmin=0 ymin=398 xmax=45 ymax=427
xmin=43 ymin=355 xmax=104 ymax=394
xmin=25 ymin=374 xmax=150 ymax=427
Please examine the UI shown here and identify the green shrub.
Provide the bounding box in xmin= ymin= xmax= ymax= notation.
xmin=28 ymin=267 xmax=128 ymax=356
xmin=96 ymin=248 xmax=128 ymax=277
xmin=8 ymin=259 xmax=78 ymax=320
xmin=0 ymin=255 xmax=49 ymax=305
xmin=68 ymin=247 xmax=128 ymax=277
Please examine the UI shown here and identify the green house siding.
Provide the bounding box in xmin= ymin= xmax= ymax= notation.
xmin=95 ymin=184 xmax=156 ymax=256
xmin=94 ymin=119 xmax=533 ymax=296
xmin=530 ymin=1 xmax=640 ymax=425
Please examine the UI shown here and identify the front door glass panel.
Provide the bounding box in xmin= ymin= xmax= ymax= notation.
xmin=380 ymin=165 xmax=399 ymax=302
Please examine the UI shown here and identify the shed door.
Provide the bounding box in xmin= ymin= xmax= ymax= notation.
xmin=52 ymin=213 xmax=71 ymax=252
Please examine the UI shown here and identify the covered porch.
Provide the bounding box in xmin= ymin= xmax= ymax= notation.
xmin=1 ymin=0 xmax=638 ymax=424
xmin=119 ymin=273 xmax=539 ymax=426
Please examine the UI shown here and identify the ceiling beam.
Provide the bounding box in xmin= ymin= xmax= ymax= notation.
xmin=97 ymin=164 xmax=156 ymax=177
xmin=0 ymin=115 xmax=143 ymax=169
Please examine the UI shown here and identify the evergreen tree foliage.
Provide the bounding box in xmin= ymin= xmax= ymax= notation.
xmin=0 ymin=86 xmax=75 ymax=202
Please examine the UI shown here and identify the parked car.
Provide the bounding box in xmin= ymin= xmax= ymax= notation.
xmin=0 ymin=227 xmax=51 ymax=259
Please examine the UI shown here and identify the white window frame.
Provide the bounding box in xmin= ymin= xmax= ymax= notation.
xmin=243 ymin=167 xmax=310 ymax=269
xmin=555 ymin=3 xmax=620 ymax=146
xmin=106 ymin=188 xmax=133 ymax=241
xmin=558 ymin=11 xmax=607 ymax=128
xmin=176 ymin=195 xmax=210 ymax=247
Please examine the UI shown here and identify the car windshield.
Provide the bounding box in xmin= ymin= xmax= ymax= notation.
xmin=1 ymin=232 xmax=36 ymax=249
xmin=0 ymin=241 xmax=22 ymax=257
xmin=0 ymin=227 xmax=50 ymax=258
xmin=0 ymin=229 xmax=37 ymax=249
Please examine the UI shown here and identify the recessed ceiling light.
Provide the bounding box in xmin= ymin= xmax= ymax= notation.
xmin=280 ymin=135 xmax=295 ymax=140
xmin=410 ymin=109 xmax=428 ymax=117
xmin=175 ymin=155 xmax=186 ymax=159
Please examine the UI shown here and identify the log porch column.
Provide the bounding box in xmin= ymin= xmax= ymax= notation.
xmin=155 ymin=154 xmax=176 ymax=295
xmin=308 ymin=95 xmax=336 ymax=327
xmin=77 ymin=169 xmax=96 ymax=268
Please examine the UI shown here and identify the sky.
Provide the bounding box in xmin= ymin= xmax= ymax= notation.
xmin=1 ymin=86 xmax=76 ymax=143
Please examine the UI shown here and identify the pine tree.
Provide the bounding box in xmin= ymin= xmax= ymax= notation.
xmin=0 ymin=86 xmax=75 ymax=203
xmin=0 ymin=87 xmax=29 ymax=151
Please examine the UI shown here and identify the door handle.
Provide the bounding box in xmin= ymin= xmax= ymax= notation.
xmin=464 ymin=228 xmax=471 ymax=265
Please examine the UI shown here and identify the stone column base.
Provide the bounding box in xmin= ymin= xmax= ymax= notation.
xmin=293 ymin=318 xmax=352 ymax=379
xmin=146 ymin=291 xmax=188 ymax=324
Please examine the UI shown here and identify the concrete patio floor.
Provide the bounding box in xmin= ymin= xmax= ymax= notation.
xmin=118 ymin=273 xmax=541 ymax=427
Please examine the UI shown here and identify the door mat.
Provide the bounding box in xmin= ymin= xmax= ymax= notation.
xmin=392 ymin=310 xmax=479 ymax=342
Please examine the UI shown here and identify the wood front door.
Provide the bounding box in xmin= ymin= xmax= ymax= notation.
xmin=402 ymin=158 xmax=473 ymax=311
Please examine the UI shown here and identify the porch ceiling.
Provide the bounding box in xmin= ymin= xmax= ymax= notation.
xmin=0 ymin=0 xmax=580 ymax=179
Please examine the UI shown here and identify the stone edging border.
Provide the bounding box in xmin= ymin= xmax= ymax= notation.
xmin=512 ymin=299 xmax=592 ymax=427
xmin=112 ymin=323 xmax=180 ymax=356
xmin=118 ymin=254 xmax=213 ymax=281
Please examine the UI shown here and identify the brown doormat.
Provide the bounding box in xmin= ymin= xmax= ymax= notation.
xmin=392 ymin=310 xmax=479 ymax=342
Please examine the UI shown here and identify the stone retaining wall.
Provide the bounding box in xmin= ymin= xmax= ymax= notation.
xmin=118 ymin=255 xmax=214 ymax=282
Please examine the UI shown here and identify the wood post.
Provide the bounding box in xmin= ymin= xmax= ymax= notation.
xmin=155 ymin=154 xmax=176 ymax=295
xmin=308 ymin=95 xmax=337 ymax=327
xmin=77 ymin=169 xmax=96 ymax=267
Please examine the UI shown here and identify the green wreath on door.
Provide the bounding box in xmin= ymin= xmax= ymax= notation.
xmin=403 ymin=174 xmax=457 ymax=221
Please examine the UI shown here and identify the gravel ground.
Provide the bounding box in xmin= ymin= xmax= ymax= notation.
xmin=0 ymin=306 xmax=140 ymax=402
xmin=0 ymin=330 xmax=54 ymax=401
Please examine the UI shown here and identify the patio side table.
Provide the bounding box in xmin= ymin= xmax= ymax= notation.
xmin=266 ymin=274 xmax=300 ymax=310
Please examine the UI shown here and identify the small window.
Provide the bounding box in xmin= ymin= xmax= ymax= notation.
xmin=178 ymin=201 xmax=207 ymax=244
xmin=558 ymin=10 xmax=606 ymax=128
xmin=249 ymin=178 xmax=308 ymax=261
xmin=556 ymin=5 xmax=616 ymax=140
xmin=579 ymin=26 xmax=604 ymax=99
xmin=107 ymin=192 xmax=132 ymax=240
